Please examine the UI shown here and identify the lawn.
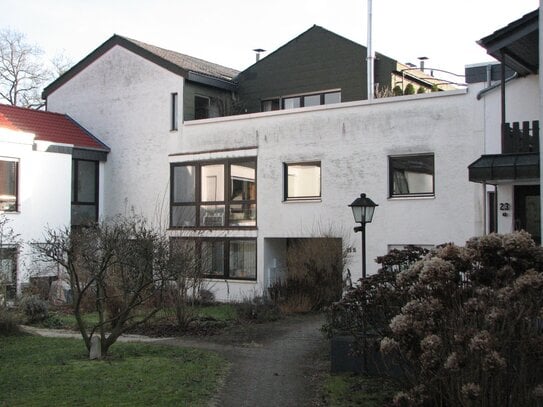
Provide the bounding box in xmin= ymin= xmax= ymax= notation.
xmin=0 ymin=335 xmax=227 ymax=406
xmin=322 ymin=373 xmax=399 ymax=407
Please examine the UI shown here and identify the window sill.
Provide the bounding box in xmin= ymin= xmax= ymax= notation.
xmin=204 ymin=278 xmax=257 ymax=284
xmin=283 ymin=198 xmax=322 ymax=203
xmin=388 ymin=195 xmax=435 ymax=201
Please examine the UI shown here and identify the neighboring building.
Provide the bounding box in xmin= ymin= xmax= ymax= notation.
xmin=41 ymin=25 xmax=487 ymax=302
xmin=0 ymin=104 xmax=108 ymax=301
xmin=468 ymin=9 xmax=540 ymax=243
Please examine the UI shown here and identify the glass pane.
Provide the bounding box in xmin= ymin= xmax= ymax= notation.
xmin=200 ymin=205 xmax=225 ymax=227
xmin=202 ymin=241 xmax=224 ymax=277
xmin=261 ymin=99 xmax=279 ymax=112
xmin=286 ymin=164 xmax=321 ymax=199
xmin=0 ymin=258 xmax=14 ymax=283
xmin=324 ymin=92 xmax=341 ymax=104
xmin=229 ymin=204 xmax=256 ymax=227
xmin=391 ymin=155 xmax=434 ymax=196
xmin=229 ymin=240 xmax=256 ymax=279
xmin=283 ymin=97 xmax=301 ymax=109
xmin=171 ymin=206 xmax=196 ymax=227
xmin=76 ymin=160 xmax=97 ymax=203
xmin=71 ymin=204 xmax=97 ymax=225
xmin=303 ymin=94 xmax=321 ymax=107
xmin=195 ymin=96 xmax=210 ymax=119
xmin=201 ymin=164 xmax=224 ymax=201
xmin=0 ymin=160 xmax=17 ymax=211
xmin=173 ymin=165 xmax=196 ymax=203
xmin=231 ymin=162 xmax=256 ymax=201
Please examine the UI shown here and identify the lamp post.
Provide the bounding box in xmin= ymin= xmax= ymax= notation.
xmin=348 ymin=193 xmax=378 ymax=279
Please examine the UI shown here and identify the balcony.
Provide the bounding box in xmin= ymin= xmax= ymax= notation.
xmin=502 ymin=121 xmax=539 ymax=153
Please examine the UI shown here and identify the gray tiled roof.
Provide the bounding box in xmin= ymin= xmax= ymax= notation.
xmin=120 ymin=36 xmax=239 ymax=81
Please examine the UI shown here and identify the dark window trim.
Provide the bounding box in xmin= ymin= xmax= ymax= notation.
xmin=273 ymin=90 xmax=341 ymax=111
xmin=0 ymin=159 xmax=19 ymax=212
xmin=388 ymin=153 xmax=435 ymax=198
xmin=170 ymin=237 xmax=257 ymax=281
xmin=283 ymin=161 xmax=322 ymax=201
xmin=171 ymin=92 xmax=178 ymax=131
xmin=72 ymin=159 xmax=99 ymax=223
xmin=170 ymin=158 xmax=257 ymax=229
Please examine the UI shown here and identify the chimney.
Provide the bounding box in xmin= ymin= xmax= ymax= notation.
xmin=253 ymin=48 xmax=266 ymax=62
xmin=418 ymin=56 xmax=429 ymax=71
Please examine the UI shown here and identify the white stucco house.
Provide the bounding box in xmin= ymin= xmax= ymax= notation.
xmin=0 ymin=104 xmax=109 ymax=302
xmin=4 ymin=8 xmax=539 ymax=302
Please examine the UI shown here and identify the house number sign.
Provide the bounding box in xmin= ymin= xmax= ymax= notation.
xmin=500 ymin=202 xmax=510 ymax=216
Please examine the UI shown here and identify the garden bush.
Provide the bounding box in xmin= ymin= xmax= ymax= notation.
xmin=0 ymin=308 xmax=20 ymax=336
xmin=21 ymin=295 xmax=49 ymax=323
xmin=326 ymin=232 xmax=543 ymax=406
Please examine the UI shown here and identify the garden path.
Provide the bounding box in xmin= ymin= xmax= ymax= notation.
xmin=161 ymin=313 xmax=328 ymax=407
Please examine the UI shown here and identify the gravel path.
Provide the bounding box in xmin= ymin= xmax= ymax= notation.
xmin=162 ymin=313 xmax=328 ymax=407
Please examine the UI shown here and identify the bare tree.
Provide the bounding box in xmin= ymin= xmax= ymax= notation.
xmin=33 ymin=215 xmax=173 ymax=357
xmin=0 ymin=29 xmax=50 ymax=108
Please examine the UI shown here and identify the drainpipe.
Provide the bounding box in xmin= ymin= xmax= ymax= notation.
xmin=501 ymin=51 xmax=506 ymax=140
xmin=367 ymin=0 xmax=374 ymax=102
xmin=483 ymin=182 xmax=487 ymax=235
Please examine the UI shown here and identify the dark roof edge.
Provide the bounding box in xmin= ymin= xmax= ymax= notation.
xmin=187 ymin=71 xmax=238 ymax=91
xmin=477 ymin=9 xmax=539 ymax=49
xmin=43 ymin=34 xmax=189 ymax=98
xmin=64 ymin=114 xmax=111 ymax=152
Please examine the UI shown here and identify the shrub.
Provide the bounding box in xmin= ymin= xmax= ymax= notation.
xmin=236 ymin=296 xmax=282 ymax=323
xmin=21 ymin=296 xmax=49 ymax=323
xmin=329 ymin=232 xmax=543 ymax=406
xmin=392 ymin=85 xmax=403 ymax=96
xmin=0 ymin=308 xmax=20 ymax=336
xmin=404 ymin=83 xmax=415 ymax=95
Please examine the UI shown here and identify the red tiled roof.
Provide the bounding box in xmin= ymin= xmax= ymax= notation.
xmin=0 ymin=104 xmax=109 ymax=151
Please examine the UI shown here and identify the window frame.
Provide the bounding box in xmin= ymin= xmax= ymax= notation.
xmin=276 ymin=90 xmax=341 ymax=111
xmin=71 ymin=159 xmax=99 ymax=225
xmin=388 ymin=153 xmax=435 ymax=198
xmin=0 ymin=158 xmax=19 ymax=213
xmin=170 ymin=158 xmax=257 ymax=229
xmin=283 ymin=161 xmax=322 ymax=201
xmin=171 ymin=92 xmax=178 ymax=131
xmin=171 ymin=237 xmax=257 ymax=281
xmin=194 ymin=95 xmax=210 ymax=120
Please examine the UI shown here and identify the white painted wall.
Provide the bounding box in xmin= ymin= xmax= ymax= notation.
xmin=46 ymin=45 xmax=184 ymax=226
xmin=174 ymin=90 xmax=485 ymax=300
xmin=0 ymin=129 xmax=72 ymax=291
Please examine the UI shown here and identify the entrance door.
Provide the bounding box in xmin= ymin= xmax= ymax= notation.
xmin=514 ymin=185 xmax=541 ymax=244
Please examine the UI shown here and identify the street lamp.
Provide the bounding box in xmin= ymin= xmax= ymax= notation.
xmin=349 ymin=193 xmax=378 ymax=279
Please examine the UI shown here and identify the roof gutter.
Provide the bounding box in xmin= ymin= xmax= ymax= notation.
xmin=476 ymin=72 xmax=518 ymax=100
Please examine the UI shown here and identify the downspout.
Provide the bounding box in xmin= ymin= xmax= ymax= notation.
xmin=501 ymin=51 xmax=507 ymax=141
xmin=483 ymin=182 xmax=487 ymax=235
xmin=367 ymin=0 xmax=374 ymax=102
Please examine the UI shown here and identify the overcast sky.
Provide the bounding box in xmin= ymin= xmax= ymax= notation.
xmin=1 ymin=0 xmax=539 ymax=78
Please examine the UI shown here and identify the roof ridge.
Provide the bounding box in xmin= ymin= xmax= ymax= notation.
xmin=0 ymin=103 xmax=70 ymax=119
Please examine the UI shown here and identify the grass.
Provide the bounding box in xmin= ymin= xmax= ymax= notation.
xmin=0 ymin=335 xmax=227 ymax=406
xmin=322 ymin=373 xmax=399 ymax=407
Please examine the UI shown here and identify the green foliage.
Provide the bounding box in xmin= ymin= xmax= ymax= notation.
xmin=21 ymin=295 xmax=49 ymax=323
xmin=403 ymin=83 xmax=415 ymax=95
xmin=417 ymin=86 xmax=426 ymax=94
xmin=392 ymin=86 xmax=403 ymax=96
xmin=0 ymin=336 xmax=226 ymax=406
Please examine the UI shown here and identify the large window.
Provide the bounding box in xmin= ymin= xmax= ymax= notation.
xmin=284 ymin=162 xmax=321 ymax=201
xmin=171 ymin=159 xmax=256 ymax=228
xmin=194 ymin=95 xmax=221 ymax=120
xmin=171 ymin=238 xmax=256 ymax=280
xmin=72 ymin=159 xmax=99 ymax=225
xmin=389 ymin=154 xmax=434 ymax=197
xmin=0 ymin=159 xmax=18 ymax=212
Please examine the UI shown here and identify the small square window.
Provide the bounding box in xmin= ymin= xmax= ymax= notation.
xmin=284 ymin=162 xmax=321 ymax=200
xmin=389 ymin=154 xmax=434 ymax=197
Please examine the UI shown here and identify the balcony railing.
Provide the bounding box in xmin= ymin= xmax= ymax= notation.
xmin=502 ymin=121 xmax=539 ymax=153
